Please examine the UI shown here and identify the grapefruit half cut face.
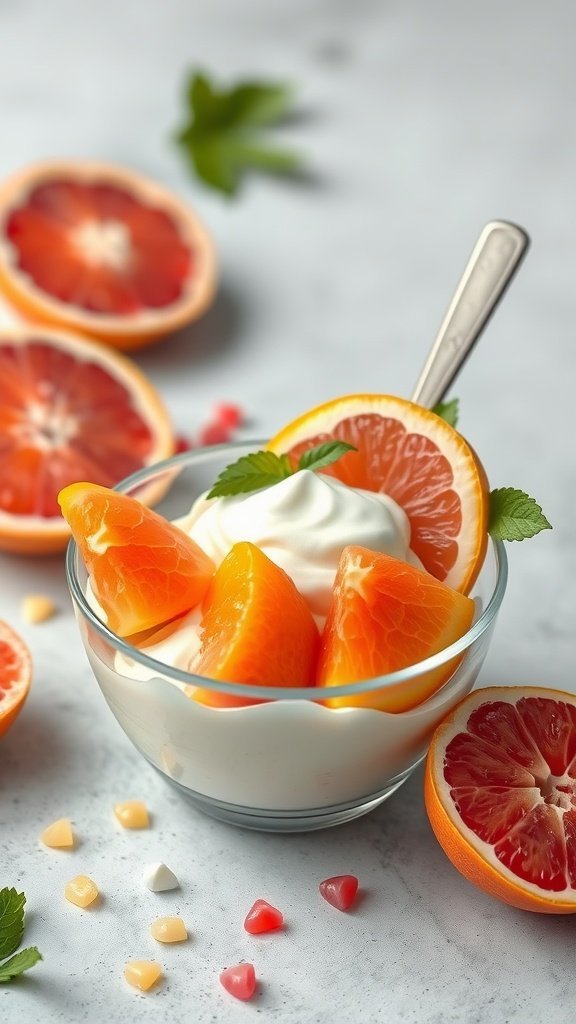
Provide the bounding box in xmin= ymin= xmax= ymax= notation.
xmin=0 ymin=619 xmax=32 ymax=737
xmin=0 ymin=161 xmax=217 ymax=350
xmin=425 ymin=686 xmax=576 ymax=913
xmin=0 ymin=327 xmax=173 ymax=553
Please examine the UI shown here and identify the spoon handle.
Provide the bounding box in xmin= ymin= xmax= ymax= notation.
xmin=411 ymin=220 xmax=530 ymax=409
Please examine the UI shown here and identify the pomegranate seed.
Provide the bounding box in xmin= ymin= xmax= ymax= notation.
xmin=219 ymin=962 xmax=256 ymax=1000
xmin=214 ymin=402 xmax=244 ymax=429
xmin=319 ymin=874 xmax=359 ymax=911
xmin=174 ymin=434 xmax=193 ymax=454
xmin=243 ymin=899 xmax=284 ymax=934
xmin=199 ymin=421 xmax=233 ymax=446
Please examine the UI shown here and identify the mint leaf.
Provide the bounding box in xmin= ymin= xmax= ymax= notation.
xmin=433 ymin=398 xmax=459 ymax=428
xmin=0 ymin=889 xmax=25 ymax=960
xmin=0 ymin=947 xmax=42 ymax=983
xmin=489 ymin=488 xmax=552 ymax=541
xmin=176 ymin=71 xmax=305 ymax=196
xmin=207 ymin=450 xmax=293 ymax=498
xmin=298 ymin=441 xmax=357 ymax=472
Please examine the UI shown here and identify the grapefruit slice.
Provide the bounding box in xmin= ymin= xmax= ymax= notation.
xmin=317 ymin=546 xmax=475 ymax=711
xmin=58 ymin=482 xmax=215 ymax=638
xmin=0 ymin=160 xmax=216 ymax=350
xmin=425 ymin=686 xmax=576 ymax=913
xmin=268 ymin=394 xmax=489 ymax=594
xmin=0 ymin=328 xmax=174 ymax=554
xmin=190 ymin=542 xmax=319 ymax=707
xmin=0 ymin=620 xmax=32 ymax=738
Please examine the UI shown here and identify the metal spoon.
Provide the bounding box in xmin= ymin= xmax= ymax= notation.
xmin=411 ymin=220 xmax=530 ymax=409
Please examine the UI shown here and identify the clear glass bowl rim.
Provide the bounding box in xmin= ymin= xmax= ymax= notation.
xmin=65 ymin=441 xmax=508 ymax=702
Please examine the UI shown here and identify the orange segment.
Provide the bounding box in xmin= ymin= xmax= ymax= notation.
xmin=0 ymin=160 xmax=216 ymax=351
xmin=0 ymin=619 xmax=32 ymax=737
xmin=58 ymin=482 xmax=214 ymax=637
xmin=191 ymin=542 xmax=319 ymax=707
xmin=317 ymin=546 xmax=475 ymax=712
xmin=0 ymin=327 xmax=174 ymax=554
xmin=268 ymin=394 xmax=489 ymax=594
xmin=425 ymin=686 xmax=576 ymax=913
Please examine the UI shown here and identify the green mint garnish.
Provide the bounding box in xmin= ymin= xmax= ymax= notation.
xmin=207 ymin=442 xmax=356 ymax=499
xmin=488 ymin=487 xmax=552 ymax=541
xmin=432 ymin=397 xmax=459 ymax=428
xmin=176 ymin=72 xmax=304 ymax=196
xmin=0 ymin=888 xmax=42 ymax=983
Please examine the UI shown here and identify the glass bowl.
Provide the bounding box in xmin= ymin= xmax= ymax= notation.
xmin=66 ymin=443 xmax=508 ymax=832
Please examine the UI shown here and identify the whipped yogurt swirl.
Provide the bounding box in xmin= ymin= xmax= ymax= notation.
xmin=178 ymin=470 xmax=422 ymax=618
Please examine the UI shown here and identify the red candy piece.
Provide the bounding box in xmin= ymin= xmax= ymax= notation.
xmin=244 ymin=899 xmax=284 ymax=934
xmin=219 ymin=963 xmax=256 ymax=1001
xmin=215 ymin=402 xmax=243 ymax=429
xmin=319 ymin=874 xmax=359 ymax=911
xmin=174 ymin=434 xmax=193 ymax=454
xmin=199 ymin=421 xmax=233 ymax=446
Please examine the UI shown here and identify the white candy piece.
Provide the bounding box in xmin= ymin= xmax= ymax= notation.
xmin=142 ymin=862 xmax=180 ymax=893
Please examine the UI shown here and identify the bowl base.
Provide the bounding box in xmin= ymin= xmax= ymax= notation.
xmin=155 ymin=767 xmax=413 ymax=832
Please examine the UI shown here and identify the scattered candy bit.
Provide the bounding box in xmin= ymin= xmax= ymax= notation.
xmin=199 ymin=421 xmax=233 ymax=447
xmin=150 ymin=916 xmax=188 ymax=943
xmin=114 ymin=800 xmax=150 ymax=829
xmin=124 ymin=960 xmax=163 ymax=992
xmin=174 ymin=434 xmax=193 ymax=454
xmin=219 ymin=963 xmax=256 ymax=1001
xmin=64 ymin=875 xmax=99 ymax=908
xmin=21 ymin=594 xmax=56 ymax=624
xmin=142 ymin=862 xmax=180 ymax=892
xmin=214 ymin=402 xmax=244 ymax=430
xmin=319 ymin=874 xmax=359 ymax=911
xmin=243 ymin=899 xmax=284 ymax=934
xmin=40 ymin=817 xmax=74 ymax=849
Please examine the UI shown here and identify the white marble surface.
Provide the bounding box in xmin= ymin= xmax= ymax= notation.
xmin=1 ymin=1 xmax=576 ymax=1021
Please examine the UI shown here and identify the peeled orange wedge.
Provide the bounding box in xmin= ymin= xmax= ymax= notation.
xmin=268 ymin=394 xmax=489 ymax=594
xmin=0 ymin=160 xmax=216 ymax=350
xmin=0 ymin=327 xmax=174 ymax=554
xmin=425 ymin=687 xmax=576 ymax=913
xmin=191 ymin=542 xmax=319 ymax=707
xmin=59 ymin=482 xmax=214 ymax=637
xmin=0 ymin=620 xmax=32 ymax=738
xmin=317 ymin=547 xmax=475 ymax=711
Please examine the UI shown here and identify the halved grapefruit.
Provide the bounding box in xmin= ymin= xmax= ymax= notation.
xmin=425 ymin=686 xmax=576 ymax=913
xmin=268 ymin=394 xmax=489 ymax=594
xmin=0 ymin=620 xmax=32 ymax=737
xmin=0 ymin=327 xmax=173 ymax=554
xmin=0 ymin=160 xmax=216 ymax=350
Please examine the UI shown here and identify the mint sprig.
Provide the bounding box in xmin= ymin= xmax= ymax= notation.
xmin=207 ymin=441 xmax=356 ymax=499
xmin=176 ymin=72 xmax=304 ymax=196
xmin=433 ymin=398 xmax=459 ymax=428
xmin=488 ymin=488 xmax=552 ymax=542
xmin=0 ymin=888 xmax=42 ymax=983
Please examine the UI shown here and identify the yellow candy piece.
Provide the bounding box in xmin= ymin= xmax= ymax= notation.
xmin=114 ymin=800 xmax=150 ymax=829
xmin=21 ymin=594 xmax=56 ymax=624
xmin=65 ymin=875 xmax=99 ymax=908
xmin=124 ymin=961 xmax=163 ymax=992
xmin=41 ymin=818 xmax=74 ymax=849
xmin=150 ymin=917 xmax=188 ymax=944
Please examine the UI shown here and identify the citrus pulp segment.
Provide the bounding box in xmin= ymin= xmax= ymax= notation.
xmin=58 ymin=482 xmax=215 ymax=637
xmin=317 ymin=547 xmax=475 ymax=711
xmin=190 ymin=542 xmax=319 ymax=706
xmin=268 ymin=394 xmax=489 ymax=594
xmin=0 ymin=160 xmax=216 ymax=350
xmin=425 ymin=686 xmax=576 ymax=912
xmin=0 ymin=619 xmax=32 ymax=737
xmin=0 ymin=327 xmax=173 ymax=554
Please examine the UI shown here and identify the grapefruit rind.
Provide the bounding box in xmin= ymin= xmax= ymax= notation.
xmin=0 ymin=327 xmax=174 ymax=554
xmin=267 ymin=393 xmax=488 ymax=595
xmin=0 ymin=160 xmax=217 ymax=351
xmin=425 ymin=685 xmax=576 ymax=913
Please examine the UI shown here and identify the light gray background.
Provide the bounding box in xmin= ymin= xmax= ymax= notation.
xmin=1 ymin=2 xmax=575 ymax=1022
